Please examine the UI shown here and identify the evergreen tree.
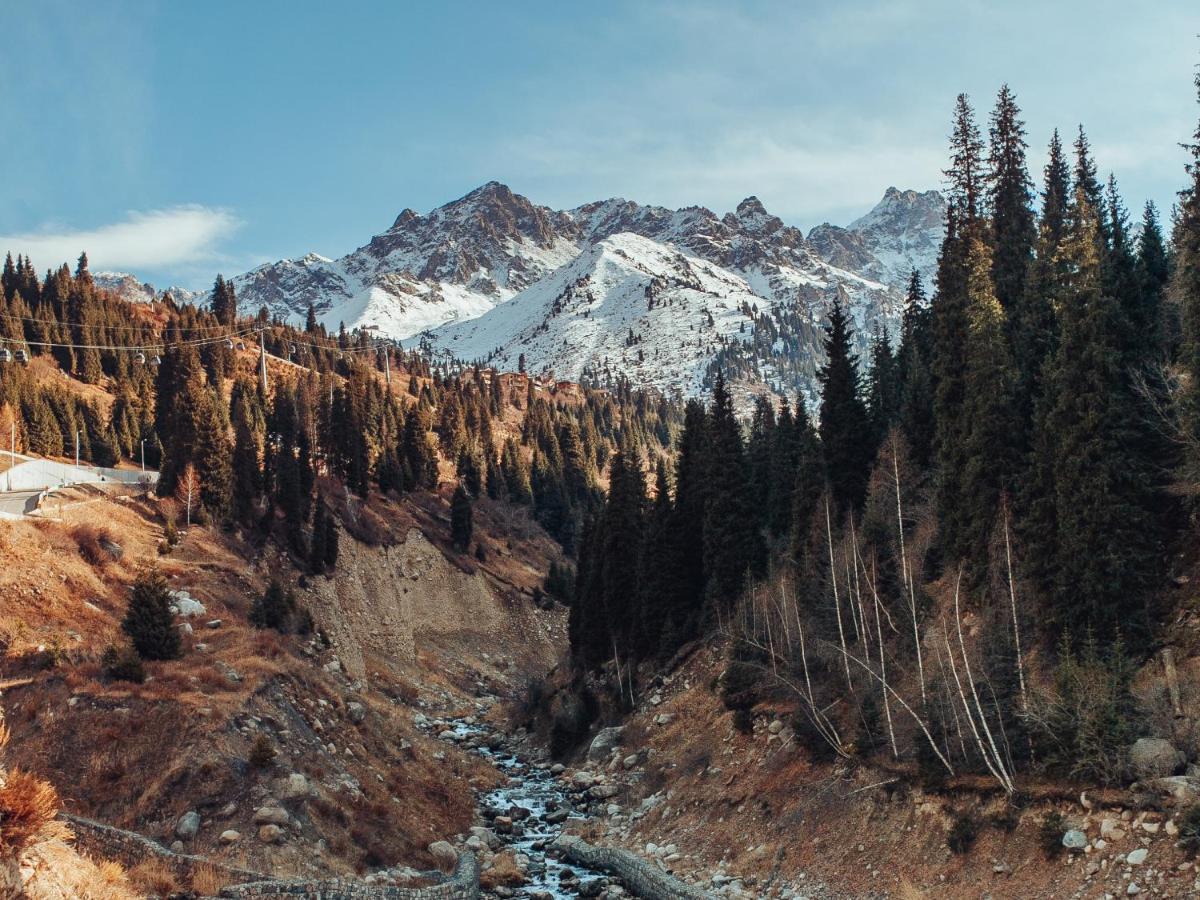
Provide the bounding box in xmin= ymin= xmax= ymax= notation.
xmin=231 ymin=402 xmax=261 ymax=523
xmin=897 ymin=271 xmax=935 ymax=468
xmin=945 ymin=93 xmax=986 ymax=224
xmin=1030 ymin=189 xmax=1162 ymax=641
xmin=954 ymin=235 xmax=1018 ymax=573
xmin=704 ymin=373 xmax=764 ymax=612
xmin=250 ymin=578 xmax=295 ymax=631
xmin=310 ymin=498 xmax=329 ymax=574
xmin=122 ymin=571 xmax=181 ymax=661
xmin=865 ymin=323 xmax=900 ymax=449
xmin=1011 ymin=131 xmax=1070 ymax=453
xmin=817 ymin=297 xmax=872 ymax=511
xmin=450 ymin=483 xmax=473 ymax=551
xmin=1136 ymin=201 xmax=1170 ymax=356
xmin=987 ymin=85 xmax=1036 ymax=314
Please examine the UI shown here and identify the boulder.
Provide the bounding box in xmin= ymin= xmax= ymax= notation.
xmin=175 ymin=811 xmax=200 ymax=840
xmin=1101 ymin=818 xmax=1126 ymax=841
xmin=1129 ymin=737 xmax=1185 ymax=779
xmin=258 ymin=824 xmax=284 ymax=844
xmin=1139 ymin=775 xmax=1200 ymax=804
xmin=587 ymin=727 xmax=625 ymax=762
xmin=1128 ymin=847 xmax=1149 ymax=865
xmin=219 ymin=830 xmax=241 ymax=845
xmin=281 ymin=773 xmax=311 ymax=801
xmin=589 ymin=784 xmax=620 ymax=800
xmin=428 ymin=840 xmax=458 ymax=873
xmin=1062 ymin=829 xmax=1088 ymax=851
xmin=571 ymin=771 xmax=596 ymax=789
xmin=347 ymin=701 xmax=366 ymax=724
xmin=253 ymin=805 xmax=290 ymax=826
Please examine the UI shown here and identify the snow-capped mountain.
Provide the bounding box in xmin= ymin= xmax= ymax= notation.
xmin=216 ymin=182 xmax=944 ymax=401
xmin=93 ymin=272 xmax=201 ymax=306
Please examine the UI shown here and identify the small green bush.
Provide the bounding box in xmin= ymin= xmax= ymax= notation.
xmin=101 ymin=645 xmax=145 ymax=683
xmin=1038 ymin=811 xmax=1066 ymax=858
xmin=947 ymin=810 xmax=978 ymax=854
xmin=1178 ymin=804 xmax=1200 ymax=856
xmin=250 ymin=579 xmax=296 ymax=632
xmin=248 ymin=734 xmax=276 ymax=769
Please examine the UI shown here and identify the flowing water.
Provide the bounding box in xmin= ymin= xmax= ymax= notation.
xmin=442 ymin=718 xmax=612 ymax=899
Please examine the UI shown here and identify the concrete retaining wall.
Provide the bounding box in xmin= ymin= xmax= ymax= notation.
xmin=553 ymin=835 xmax=716 ymax=900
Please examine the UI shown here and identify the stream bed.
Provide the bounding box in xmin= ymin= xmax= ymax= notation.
xmin=438 ymin=717 xmax=616 ymax=899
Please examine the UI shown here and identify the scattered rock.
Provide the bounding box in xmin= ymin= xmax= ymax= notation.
xmin=258 ymin=824 xmax=284 ymax=844
xmin=1062 ymin=829 xmax=1088 ymax=851
xmin=1127 ymin=847 xmax=1149 ymax=866
xmin=347 ymin=701 xmax=366 ymax=724
xmin=1139 ymin=775 xmax=1200 ymax=804
xmin=175 ymin=811 xmax=200 ymax=840
xmin=219 ymin=830 xmax=241 ymax=845
xmin=587 ymin=727 xmax=625 ymax=762
xmin=253 ymin=806 xmax=290 ymax=826
xmin=281 ymin=773 xmax=311 ymax=801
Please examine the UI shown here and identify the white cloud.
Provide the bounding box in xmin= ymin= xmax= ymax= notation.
xmin=0 ymin=206 xmax=240 ymax=273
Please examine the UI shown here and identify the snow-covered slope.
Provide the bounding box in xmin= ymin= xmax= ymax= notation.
xmin=212 ymin=182 xmax=944 ymax=401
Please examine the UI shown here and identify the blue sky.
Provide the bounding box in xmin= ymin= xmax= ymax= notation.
xmin=1 ymin=1 xmax=1197 ymax=289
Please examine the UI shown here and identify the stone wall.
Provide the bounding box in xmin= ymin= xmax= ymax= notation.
xmin=217 ymin=852 xmax=479 ymax=899
xmin=62 ymin=813 xmax=479 ymax=899
xmin=63 ymin=813 xmax=263 ymax=884
xmin=553 ymin=835 xmax=716 ymax=900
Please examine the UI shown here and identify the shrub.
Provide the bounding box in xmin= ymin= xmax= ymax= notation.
xmin=248 ymin=734 xmax=276 ymax=769
xmin=72 ymin=524 xmax=117 ymax=567
xmin=1178 ymin=804 xmax=1200 ymax=856
xmin=250 ymin=579 xmax=295 ymax=631
xmin=790 ymin=709 xmax=839 ymax=761
xmin=1038 ymin=811 xmax=1066 ymax=858
xmin=101 ymin=645 xmax=145 ymax=683
xmin=1030 ymin=631 xmax=1141 ymax=785
xmin=122 ymin=571 xmax=181 ymax=661
xmin=947 ymin=810 xmax=978 ymax=854
xmin=0 ymin=768 xmax=60 ymax=854
xmin=989 ymin=804 xmax=1020 ymax=832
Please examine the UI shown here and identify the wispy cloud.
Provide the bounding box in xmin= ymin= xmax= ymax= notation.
xmin=0 ymin=206 xmax=240 ymax=274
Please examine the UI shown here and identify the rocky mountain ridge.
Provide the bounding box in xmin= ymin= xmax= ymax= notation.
xmin=111 ymin=182 xmax=946 ymax=401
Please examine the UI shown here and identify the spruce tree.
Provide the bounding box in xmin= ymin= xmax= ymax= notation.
xmin=704 ymin=373 xmax=764 ymax=611
xmin=986 ymin=85 xmax=1036 ymax=314
xmin=450 ymin=483 xmax=473 ymax=551
xmin=865 ymin=323 xmax=900 ymax=449
xmin=946 ymin=93 xmax=986 ymax=224
xmin=955 ymin=234 xmax=1018 ymax=574
xmin=1011 ymin=131 xmax=1070 ymax=453
xmin=1031 ymin=189 xmax=1162 ymax=641
xmin=123 ymin=571 xmax=181 ymax=661
xmin=818 ymin=296 xmax=872 ymax=512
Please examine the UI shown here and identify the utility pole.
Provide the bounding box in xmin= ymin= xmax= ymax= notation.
xmin=383 ymin=346 xmax=391 ymax=386
xmin=259 ymin=330 xmax=269 ymax=394
xmin=140 ymin=439 xmax=146 ymax=474
xmin=74 ymin=430 xmax=80 ymax=468
xmin=7 ymin=421 xmax=13 ymax=492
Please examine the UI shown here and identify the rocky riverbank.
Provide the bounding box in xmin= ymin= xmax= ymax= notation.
xmin=414 ymin=707 xmax=845 ymax=900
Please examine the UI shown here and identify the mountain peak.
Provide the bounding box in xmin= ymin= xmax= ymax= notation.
xmin=735 ymin=196 xmax=768 ymax=217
